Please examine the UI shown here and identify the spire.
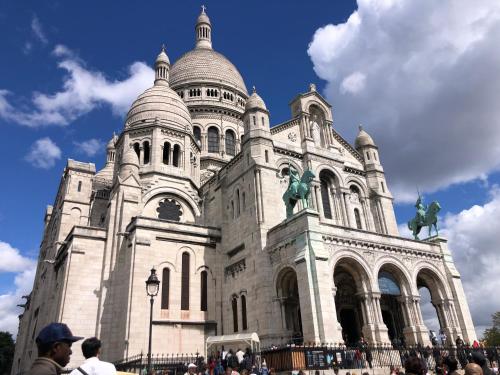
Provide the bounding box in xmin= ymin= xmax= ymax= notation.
xmin=195 ymin=5 xmax=212 ymax=49
xmin=154 ymin=44 xmax=170 ymax=86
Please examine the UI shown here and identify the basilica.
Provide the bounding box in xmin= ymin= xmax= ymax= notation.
xmin=12 ymin=8 xmax=476 ymax=371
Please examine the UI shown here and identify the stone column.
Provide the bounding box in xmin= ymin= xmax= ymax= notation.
xmin=139 ymin=146 xmax=144 ymax=165
xmin=370 ymin=292 xmax=390 ymax=344
xmin=399 ymin=296 xmax=420 ymax=345
xmin=361 ymin=199 xmax=375 ymax=231
xmin=313 ymin=184 xmax=322 ymax=218
xmin=343 ymin=191 xmax=353 ymax=227
xmin=169 ymin=147 xmax=174 ymax=166
xmin=411 ymin=295 xmax=431 ymax=345
xmin=357 ymin=292 xmax=377 ymax=344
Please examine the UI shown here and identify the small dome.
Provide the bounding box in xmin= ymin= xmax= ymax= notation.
xmin=197 ymin=9 xmax=211 ymax=25
xmin=125 ymin=85 xmax=191 ymax=130
xmin=106 ymin=137 xmax=116 ymax=150
xmin=156 ymin=46 xmax=170 ymax=65
xmin=121 ymin=146 xmax=139 ymax=167
xmin=354 ymin=125 xmax=376 ymax=149
xmin=245 ymin=87 xmax=267 ymax=111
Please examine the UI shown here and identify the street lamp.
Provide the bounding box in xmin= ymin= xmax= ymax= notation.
xmin=146 ymin=267 xmax=160 ymax=374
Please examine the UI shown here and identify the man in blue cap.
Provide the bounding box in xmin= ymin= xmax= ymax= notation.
xmin=28 ymin=322 xmax=83 ymax=375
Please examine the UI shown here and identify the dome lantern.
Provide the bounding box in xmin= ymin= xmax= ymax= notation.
xmin=154 ymin=44 xmax=170 ymax=86
xmin=195 ymin=5 xmax=212 ymax=49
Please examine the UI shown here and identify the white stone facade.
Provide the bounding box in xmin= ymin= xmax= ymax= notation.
xmin=12 ymin=8 xmax=476 ymax=374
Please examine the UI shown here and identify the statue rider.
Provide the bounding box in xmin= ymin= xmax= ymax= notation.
xmin=415 ymin=195 xmax=427 ymax=226
xmin=288 ymin=164 xmax=300 ymax=196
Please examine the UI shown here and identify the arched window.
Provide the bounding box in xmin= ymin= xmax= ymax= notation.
xmin=252 ymin=116 xmax=256 ymax=126
xmin=236 ymin=189 xmax=241 ymax=216
xmin=366 ymin=152 xmax=370 ymax=160
xmin=265 ymin=150 xmax=269 ymax=163
xmin=231 ymin=201 xmax=234 ymax=219
xmin=381 ymin=181 xmax=386 ymax=193
xmin=173 ymin=144 xmax=181 ymax=167
xmin=201 ymin=270 xmax=208 ymax=312
xmin=208 ymin=127 xmax=219 ymax=153
xmin=232 ymin=296 xmax=238 ymax=332
xmin=181 ymin=252 xmax=190 ymax=310
xmin=161 ymin=268 xmax=170 ymax=309
xmin=193 ymin=126 xmax=201 ymax=146
xmin=133 ymin=142 xmax=140 ymax=160
xmin=241 ymin=295 xmax=248 ymax=330
xmin=262 ymin=117 xmax=265 ymax=127
xmin=354 ymin=208 xmax=362 ymax=229
xmin=242 ymin=192 xmax=246 ymax=210
xmin=163 ymin=142 xmax=170 ymax=164
xmin=225 ymin=130 xmax=236 ymax=156
xmin=143 ymin=141 xmax=150 ymax=164
xmin=320 ymin=177 xmax=332 ymax=219
xmin=77 ymin=181 xmax=82 ymax=192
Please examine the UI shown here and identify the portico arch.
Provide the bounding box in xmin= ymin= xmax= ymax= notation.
xmin=416 ymin=267 xmax=456 ymax=345
xmin=333 ymin=257 xmax=373 ymax=345
xmin=276 ymin=267 xmax=303 ymax=343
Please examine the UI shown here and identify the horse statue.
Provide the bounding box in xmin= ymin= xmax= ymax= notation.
xmin=282 ymin=168 xmax=316 ymax=219
xmin=407 ymin=195 xmax=441 ymax=240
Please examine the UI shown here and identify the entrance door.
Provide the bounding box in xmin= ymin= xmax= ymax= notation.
xmin=340 ymin=308 xmax=360 ymax=345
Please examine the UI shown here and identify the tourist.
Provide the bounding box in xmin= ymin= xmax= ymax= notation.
xmin=185 ymin=363 xmax=198 ymax=375
xmin=465 ymin=363 xmax=484 ymax=375
xmin=236 ymin=348 xmax=245 ymax=365
xmin=439 ymin=330 xmax=447 ymax=346
xmin=456 ymin=336 xmax=465 ymax=347
xmin=260 ymin=360 xmax=268 ymax=375
xmin=443 ymin=356 xmax=459 ymax=375
xmin=28 ymin=322 xmax=83 ymax=375
xmin=69 ymin=337 xmax=116 ymax=375
xmin=225 ymin=366 xmax=239 ymax=375
xmin=471 ymin=351 xmax=493 ymax=375
xmin=404 ymin=356 xmax=425 ymax=375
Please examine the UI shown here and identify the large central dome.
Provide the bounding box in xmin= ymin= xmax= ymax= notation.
xmin=169 ymin=7 xmax=248 ymax=96
xmin=170 ymin=48 xmax=247 ymax=95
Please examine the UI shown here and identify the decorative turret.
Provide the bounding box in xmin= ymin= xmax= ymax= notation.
xmin=243 ymin=86 xmax=270 ymax=134
xmin=195 ymin=6 xmax=212 ymax=49
xmin=119 ymin=146 xmax=140 ymax=179
xmin=355 ymin=125 xmax=382 ymax=167
xmin=154 ymin=45 xmax=170 ymax=86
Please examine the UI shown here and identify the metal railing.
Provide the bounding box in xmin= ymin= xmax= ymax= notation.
xmin=114 ymin=353 xmax=203 ymax=374
xmin=260 ymin=345 xmax=500 ymax=372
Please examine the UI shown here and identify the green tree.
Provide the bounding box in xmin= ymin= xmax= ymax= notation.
xmin=0 ymin=331 xmax=15 ymax=375
xmin=483 ymin=311 xmax=500 ymax=346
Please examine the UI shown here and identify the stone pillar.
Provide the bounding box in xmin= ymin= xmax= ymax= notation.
xmin=313 ymin=184 xmax=322 ymax=218
xmin=361 ymin=199 xmax=375 ymax=231
xmin=370 ymin=292 xmax=390 ymax=344
xmin=343 ymin=191 xmax=353 ymax=228
xmin=169 ymin=147 xmax=174 ymax=166
xmin=220 ymin=134 xmax=225 ymax=156
xmin=139 ymin=146 xmax=144 ymax=165
xmin=399 ymin=296 xmax=420 ymax=345
xmin=411 ymin=295 xmax=431 ymax=345
xmin=357 ymin=292 xmax=378 ymax=344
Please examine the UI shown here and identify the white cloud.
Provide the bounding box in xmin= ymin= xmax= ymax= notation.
xmin=0 ymin=242 xmax=36 ymax=272
xmin=341 ymin=72 xmax=366 ymax=94
xmin=0 ymin=45 xmax=154 ymax=127
xmin=74 ymin=138 xmax=105 ymax=157
xmin=25 ymin=137 xmax=62 ymax=169
xmin=31 ymin=15 xmax=48 ymax=45
xmin=308 ymin=0 xmax=500 ymax=202
xmin=0 ymin=241 xmax=36 ymax=335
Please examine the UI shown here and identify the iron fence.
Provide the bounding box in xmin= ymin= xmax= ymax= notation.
xmin=260 ymin=345 xmax=500 ymax=372
xmin=114 ymin=353 xmax=203 ymax=374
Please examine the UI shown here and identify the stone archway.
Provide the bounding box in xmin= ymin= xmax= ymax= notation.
xmin=417 ymin=267 xmax=458 ymax=345
xmin=377 ymin=262 xmax=429 ymax=346
xmin=333 ymin=257 xmax=374 ymax=345
xmin=276 ymin=267 xmax=303 ymax=344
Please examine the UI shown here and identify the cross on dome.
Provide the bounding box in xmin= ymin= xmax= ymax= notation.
xmin=201 ymin=5 xmax=206 ymax=13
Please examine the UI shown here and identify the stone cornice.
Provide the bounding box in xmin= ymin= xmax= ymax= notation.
xmin=273 ymin=146 xmax=303 ymax=159
xmin=331 ymin=128 xmax=364 ymax=163
xmin=270 ymin=117 xmax=300 ymax=134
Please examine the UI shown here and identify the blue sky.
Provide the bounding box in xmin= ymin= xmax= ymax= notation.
xmin=1 ymin=0 xmax=499 ymax=338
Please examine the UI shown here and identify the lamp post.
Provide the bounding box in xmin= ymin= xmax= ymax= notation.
xmin=146 ymin=267 xmax=160 ymax=374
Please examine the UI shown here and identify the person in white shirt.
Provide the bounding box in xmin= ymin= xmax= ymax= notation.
xmin=69 ymin=337 xmax=116 ymax=375
xmin=235 ymin=349 xmax=244 ymax=365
